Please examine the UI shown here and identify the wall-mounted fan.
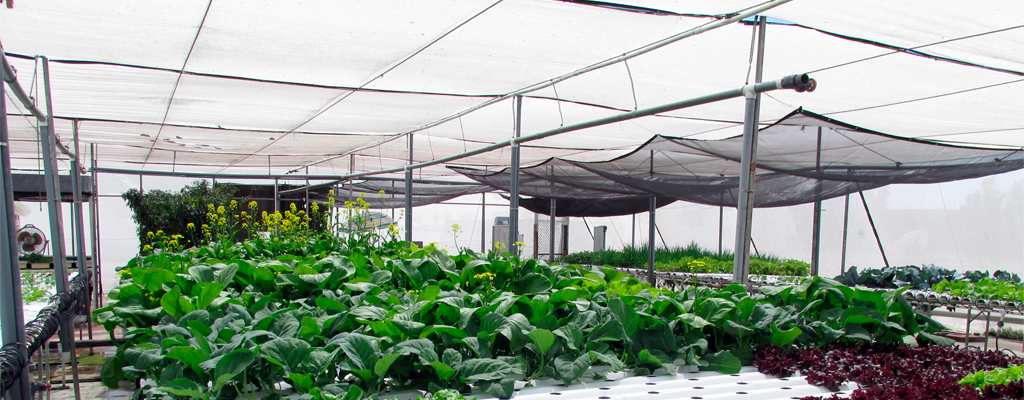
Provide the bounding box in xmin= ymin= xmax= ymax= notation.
xmin=17 ymin=224 xmax=48 ymax=255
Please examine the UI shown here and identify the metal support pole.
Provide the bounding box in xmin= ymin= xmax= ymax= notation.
xmin=404 ymin=135 xmax=413 ymax=243
xmin=70 ymin=122 xmax=91 ymax=342
xmin=304 ymin=167 xmax=310 ymax=212
xmin=349 ymin=156 xmax=354 ymax=235
xmin=647 ymin=197 xmax=657 ymax=284
xmin=631 ymin=214 xmax=636 ymax=248
xmin=0 ymin=51 xmax=32 ymax=400
xmin=718 ymin=205 xmax=724 ymax=255
xmin=273 ymin=178 xmax=279 ymax=213
xmin=731 ymin=16 xmax=767 ymax=285
xmin=549 ymin=199 xmax=556 ymax=262
xmin=481 ymin=193 xmax=486 ymax=253
xmin=89 ymin=144 xmax=102 ymax=308
xmin=840 ymin=194 xmax=850 ymax=274
xmin=40 ymin=56 xmax=82 ymax=400
xmin=859 ymin=191 xmax=889 ymax=268
xmin=810 ymin=127 xmax=822 ymax=276
xmin=509 ymin=96 xmax=523 ymax=254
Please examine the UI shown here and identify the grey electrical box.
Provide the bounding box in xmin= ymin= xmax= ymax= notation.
xmin=594 ymin=226 xmax=607 ymax=252
xmin=492 ymin=217 xmax=522 ymax=252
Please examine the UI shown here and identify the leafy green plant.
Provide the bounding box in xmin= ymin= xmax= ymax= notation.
xmin=933 ymin=279 xmax=1024 ymax=302
xmin=96 ymin=201 xmax=945 ymax=399
xmin=836 ymin=265 xmax=1021 ymax=290
xmin=959 ymin=364 xmax=1024 ymax=392
xmin=570 ymin=243 xmax=808 ymax=276
xmin=20 ymin=270 xmax=55 ymax=303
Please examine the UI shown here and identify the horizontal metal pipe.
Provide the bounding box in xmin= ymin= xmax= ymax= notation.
xmin=340 ymin=76 xmax=811 ymax=181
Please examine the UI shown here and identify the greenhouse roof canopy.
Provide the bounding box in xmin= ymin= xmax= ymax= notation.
xmin=1 ymin=0 xmax=1022 ymax=180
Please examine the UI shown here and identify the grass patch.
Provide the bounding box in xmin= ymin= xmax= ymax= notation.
xmin=561 ymin=242 xmax=809 ymax=276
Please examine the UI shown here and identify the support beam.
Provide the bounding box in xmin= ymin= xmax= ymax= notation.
xmin=0 ymin=49 xmax=31 ymax=400
xmin=549 ymin=199 xmax=556 ymax=262
xmin=647 ymin=197 xmax=657 ymax=284
xmin=509 ymin=96 xmax=523 ymax=254
xmin=718 ymin=205 xmax=724 ymax=255
xmin=405 ymin=135 xmax=413 ymax=243
xmin=40 ymin=56 xmax=82 ymax=400
xmin=273 ymin=178 xmax=279 ymax=212
xmin=481 ymin=193 xmax=486 ymax=253
xmin=89 ymin=144 xmax=102 ymax=308
xmin=631 ymin=213 xmax=636 ymax=248
xmin=810 ymin=126 xmax=822 ymax=276
xmin=859 ymin=192 xmax=889 ymax=268
xmin=840 ymin=194 xmax=850 ymax=274
xmin=732 ymin=16 xmax=767 ymax=285
xmin=70 ymin=121 xmax=91 ymax=341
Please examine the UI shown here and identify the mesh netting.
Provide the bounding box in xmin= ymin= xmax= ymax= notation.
xmin=336 ymin=180 xmax=492 ymax=209
xmin=452 ymin=109 xmax=1023 ymax=212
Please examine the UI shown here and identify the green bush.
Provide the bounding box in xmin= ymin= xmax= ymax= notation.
xmin=122 ymin=180 xmax=236 ymax=250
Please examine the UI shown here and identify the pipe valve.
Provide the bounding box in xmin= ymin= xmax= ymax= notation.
xmin=780 ymin=74 xmax=816 ymax=92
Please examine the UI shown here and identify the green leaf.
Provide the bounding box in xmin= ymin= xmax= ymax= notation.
xmin=260 ymin=337 xmax=312 ymax=372
xmin=588 ymin=319 xmax=626 ymax=342
xmin=461 ymin=358 xmax=512 ymax=381
xmin=770 ymin=324 xmax=803 ymax=347
xmin=316 ymin=296 xmax=349 ymax=312
xmin=215 ymin=263 xmax=238 ymax=286
xmin=189 ymin=265 xmax=215 ymax=283
xmin=700 ymin=351 xmax=741 ymax=374
xmin=527 ymin=329 xmax=555 ymax=356
xmin=482 ymin=378 xmax=515 ymax=399
xmin=374 ymin=353 xmax=403 ymax=377
xmin=339 ymin=333 xmax=380 ymax=371
xmin=608 ymin=298 xmax=640 ymax=336
xmin=192 ymin=282 xmax=226 ymax=310
xmin=392 ymin=338 xmax=440 ymax=364
xmin=215 ymin=349 xmax=255 ymax=378
xmin=124 ymin=348 xmax=161 ymax=370
xmin=443 ymin=348 xmax=463 ymax=370
xmin=159 ymin=286 xmax=183 ymax=321
xmin=418 ymin=285 xmax=441 ymax=302
xmin=516 ymin=273 xmax=553 ymax=295
xmin=429 ymin=361 xmax=456 ymax=380
xmin=845 ymin=323 xmax=873 ymax=341
xmin=288 ymin=372 xmax=314 ymax=393
xmin=350 ymin=305 xmax=388 ymax=321
xmin=918 ymin=331 xmax=955 ymax=346
xmin=419 ymin=325 xmax=468 ymax=339
xmin=680 ymin=313 xmax=711 ymax=329
xmin=635 ymin=349 xmax=672 ymax=373
xmin=158 ymin=378 xmax=204 ymax=398
xmin=166 ymin=346 xmax=209 ymax=369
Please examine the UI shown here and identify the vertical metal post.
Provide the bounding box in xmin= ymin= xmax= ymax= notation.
xmin=859 ymin=191 xmax=889 ymax=268
xmin=0 ymin=50 xmax=32 ymax=400
xmin=41 ymin=56 xmax=82 ymax=400
xmin=549 ymin=199 xmax=556 ymax=262
xmin=70 ymin=121 xmax=91 ymax=342
xmin=810 ymin=126 xmax=822 ymax=276
xmin=718 ymin=205 xmax=724 ymax=255
xmin=304 ymin=167 xmax=310 ymax=212
xmin=840 ymin=194 xmax=850 ymax=274
xmin=732 ymin=16 xmax=767 ymax=285
xmin=509 ymin=96 xmax=523 ymax=254
xmin=481 ymin=193 xmax=486 ymax=253
xmin=647 ymin=197 xmax=657 ymax=284
xmin=89 ymin=144 xmax=102 ymax=308
xmin=349 ymin=156 xmax=354 ymax=235
xmin=631 ymin=213 xmax=636 ymax=248
xmin=273 ymin=178 xmax=279 ymax=212
xmin=405 ymin=135 xmax=413 ymax=243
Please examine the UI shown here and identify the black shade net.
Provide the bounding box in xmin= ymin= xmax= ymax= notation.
xmin=450 ymin=109 xmax=1023 ymax=212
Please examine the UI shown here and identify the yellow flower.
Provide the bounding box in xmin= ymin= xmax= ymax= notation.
xmin=207 ymin=204 xmax=215 ymax=212
xmin=248 ymin=201 xmax=258 ymax=210
xmin=142 ymin=244 xmax=153 ymax=252
xmin=513 ymin=241 xmax=525 ymax=248
xmin=146 ymin=231 xmax=155 ymax=238
xmin=311 ymin=203 xmax=319 ymax=212
xmin=242 ymin=223 xmax=249 ymax=229
xmin=289 ymin=203 xmax=298 ymax=213
xmin=217 ymin=205 xmax=226 ymax=214
xmin=218 ymin=217 xmax=226 ymax=225
xmin=328 ymin=189 xmax=335 ymax=196
xmin=230 ymin=200 xmax=238 ymax=208
xmin=379 ymin=189 xmax=386 ymax=196
xmin=186 ymin=223 xmax=195 ymax=229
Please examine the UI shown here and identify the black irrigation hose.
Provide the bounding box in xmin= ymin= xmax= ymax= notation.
xmin=0 ymin=269 xmax=92 ymax=397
